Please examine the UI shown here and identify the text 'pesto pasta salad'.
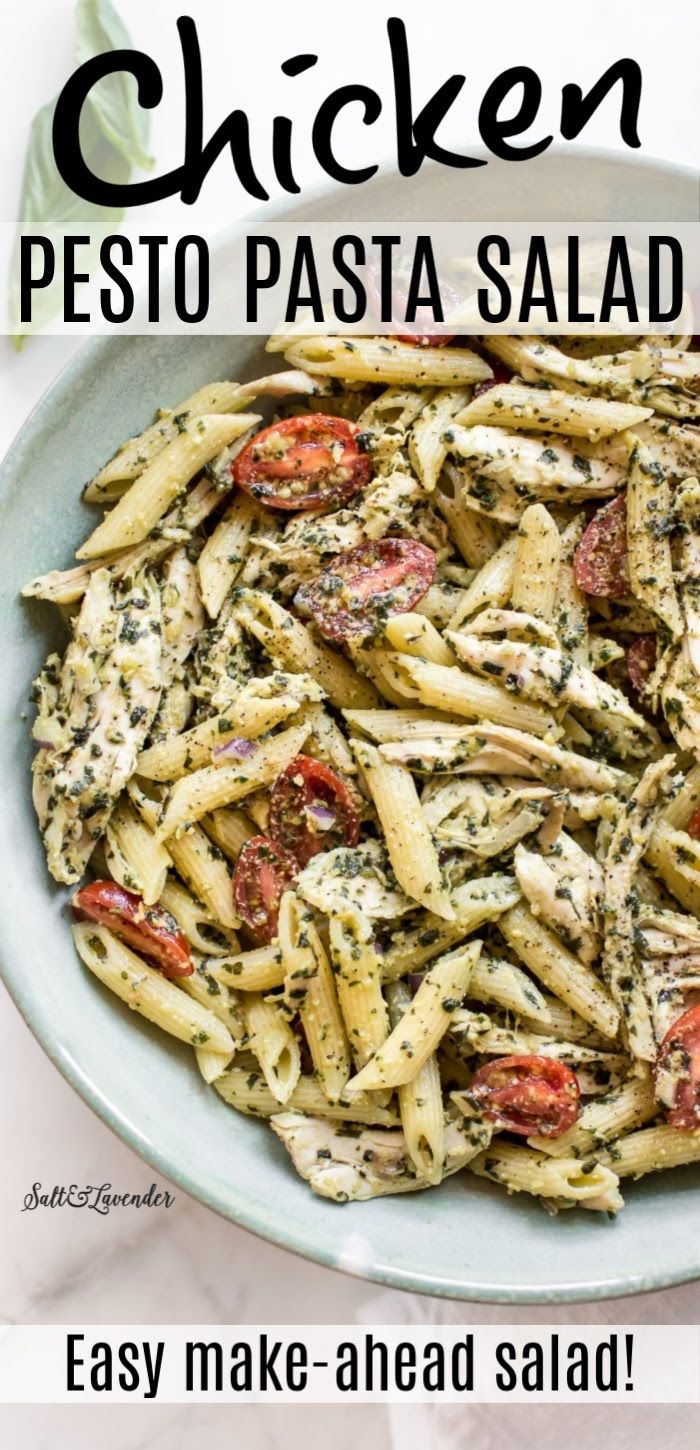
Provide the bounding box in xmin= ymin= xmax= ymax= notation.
xmin=23 ymin=327 xmax=700 ymax=1213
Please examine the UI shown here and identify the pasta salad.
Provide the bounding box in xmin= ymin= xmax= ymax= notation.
xmin=23 ymin=327 xmax=700 ymax=1214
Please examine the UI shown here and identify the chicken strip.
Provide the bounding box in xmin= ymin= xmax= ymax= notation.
xmin=514 ymin=833 xmax=603 ymax=965
xmin=448 ymin=630 xmax=651 ymax=736
xmin=270 ymin=1111 xmax=491 ymax=1201
xmin=379 ymin=721 xmax=625 ymax=793
xmin=31 ymin=568 xmax=162 ymax=884
xmin=602 ymin=755 xmax=677 ymax=1061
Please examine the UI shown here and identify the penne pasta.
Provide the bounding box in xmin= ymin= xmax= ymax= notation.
xmin=469 ymin=1142 xmax=623 ymax=1211
xmin=351 ymin=739 xmax=455 ymax=919
xmin=73 ymin=923 xmax=234 ymax=1055
xmin=197 ymin=491 xmax=261 ymax=618
xmin=104 ymin=798 xmax=171 ymax=905
xmin=454 ymin=383 xmax=652 ymax=440
xmin=233 ymin=589 xmax=379 ymax=710
xmin=510 ymin=503 xmax=561 ymax=623
xmin=77 ymin=414 xmax=260 ymax=558
xmin=387 ymin=980 xmax=445 ymax=1185
xmin=156 ymin=723 xmax=310 ymax=840
xmin=278 ymin=892 xmax=351 ymax=1102
xmin=244 ymin=993 xmax=301 ymax=1104
xmin=329 ymin=906 xmax=390 ymax=1073
xmin=214 ymin=1068 xmax=399 ymax=1125
xmin=499 ymin=902 xmax=620 ymax=1040
xmin=348 ymin=941 xmax=481 ymax=1090
xmin=281 ymin=335 xmax=492 ymax=387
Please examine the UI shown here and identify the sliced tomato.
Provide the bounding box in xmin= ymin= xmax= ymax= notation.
xmin=72 ymin=880 xmax=193 ymax=978
xmin=232 ymin=415 xmax=372 ymax=511
xmin=295 ymin=537 xmax=436 ymax=642
xmin=655 ymin=1004 xmax=700 ymax=1128
xmin=574 ymin=492 xmax=629 ymax=599
xmin=268 ymin=755 xmax=360 ymax=867
xmin=627 ymin=634 xmax=657 ymax=694
xmin=232 ymin=836 xmax=298 ymax=943
xmin=687 ymin=806 xmax=700 ymax=840
xmin=473 ymin=360 xmax=512 ymax=397
xmin=467 ymin=1055 xmax=580 ymax=1138
xmin=365 ymin=258 xmax=458 ymax=346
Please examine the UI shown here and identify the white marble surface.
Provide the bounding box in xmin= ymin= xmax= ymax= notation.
xmin=2 ymin=2 xmax=700 ymax=1447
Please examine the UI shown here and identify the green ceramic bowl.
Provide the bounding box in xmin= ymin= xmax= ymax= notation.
xmin=2 ymin=151 xmax=699 ymax=1302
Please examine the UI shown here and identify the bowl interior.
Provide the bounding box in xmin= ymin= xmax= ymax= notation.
xmin=1 ymin=151 xmax=699 ymax=1302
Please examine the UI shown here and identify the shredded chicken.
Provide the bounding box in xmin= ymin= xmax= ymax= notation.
xmin=270 ymin=1111 xmax=492 ymax=1201
xmin=31 ymin=568 xmax=162 ymax=883
xmin=380 ymin=721 xmax=626 ymax=794
xmin=448 ymin=630 xmax=652 ymax=735
xmin=514 ymin=833 xmax=603 ymax=965
xmin=602 ymin=755 xmax=678 ymax=1062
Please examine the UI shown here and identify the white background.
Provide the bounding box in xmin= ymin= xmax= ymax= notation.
xmin=2 ymin=3 xmax=700 ymax=1447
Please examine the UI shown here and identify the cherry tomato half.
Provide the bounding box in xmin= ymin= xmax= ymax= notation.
xmin=655 ymin=1004 xmax=700 ymax=1128
xmin=232 ymin=836 xmax=299 ymax=943
xmin=295 ymin=537 xmax=437 ymax=643
xmin=467 ymin=1055 xmax=580 ymax=1138
xmin=574 ymin=492 xmax=629 ymax=599
xmin=473 ymin=360 xmax=512 ymax=397
xmin=627 ymin=634 xmax=657 ymax=694
xmin=365 ymin=259 xmax=459 ymax=346
xmin=232 ymin=414 xmax=372 ymax=512
xmin=268 ymin=755 xmax=360 ymax=867
xmin=687 ymin=806 xmax=700 ymax=840
xmin=72 ymin=880 xmax=193 ymax=978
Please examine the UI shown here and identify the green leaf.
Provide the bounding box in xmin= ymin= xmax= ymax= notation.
xmin=8 ymin=0 xmax=151 ymax=343
xmin=15 ymin=97 xmax=126 ymax=228
xmin=8 ymin=97 xmax=129 ymax=341
xmin=75 ymin=0 xmax=153 ymax=171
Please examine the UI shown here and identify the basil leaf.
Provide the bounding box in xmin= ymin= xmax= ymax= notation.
xmin=15 ymin=97 xmax=126 ymax=229
xmin=9 ymin=0 xmax=149 ymax=345
xmin=76 ymin=0 xmax=153 ymax=171
xmin=8 ymin=100 xmax=129 ymax=345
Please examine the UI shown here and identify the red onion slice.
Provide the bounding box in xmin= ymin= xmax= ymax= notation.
xmin=304 ymin=802 xmax=337 ymax=832
xmin=212 ymin=736 xmax=258 ymax=762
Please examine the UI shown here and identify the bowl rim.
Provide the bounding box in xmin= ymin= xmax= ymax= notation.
xmin=2 ymin=143 xmax=700 ymax=1305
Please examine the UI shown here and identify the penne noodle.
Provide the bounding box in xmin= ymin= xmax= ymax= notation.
xmin=528 ymin=1066 xmax=657 ymax=1158
xmin=352 ymin=739 xmax=455 ymax=920
xmin=454 ymin=383 xmax=652 ymax=440
xmin=244 ymin=993 xmax=301 ymax=1105
xmin=409 ymin=387 xmax=472 ymax=492
xmin=281 ymin=335 xmax=492 ymax=388
xmin=84 ymin=380 xmax=257 ymax=496
xmin=329 ymin=906 xmax=390 ymax=1073
xmin=214 ymin=1068 xmax=399 ymax=1125
xmin=470 ymin=1143 xmax=623 ymax=1211
xmin=394 ymin=655 xmax=560 ymax=737
xmin=73 ymin=923 xmax=234 ymax=1055
xmin=156 ymin=723 xmax=310 ymax=840
xmin=387 ymin=980 xmax=445 ymax=1185
xmin=233 ymin=589 xmax=379 ymax=710
xmin=202 ymin=808 xmax=256 ymax=862
xmin=348 ymin=942 xmax=481 ymax=1090
xmin=104 ymin=798 xmax=171 ymax=905
xmin=499 ymin=902 xmax=620 ymax=1040
xmin=77 ymin=414 xmax=261 ymax=558
xmin=510 ymin=503 xmax=561 ymax=623
xmin=197 ymin=491 xmax=261 ymax=618
xmin=278 ymin=892 xmax=351 ymax=1102
xmin=384 ymin=612 xmax=454 ymax=667
xmin=217 ymin=944 xmax=286 ymax=992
